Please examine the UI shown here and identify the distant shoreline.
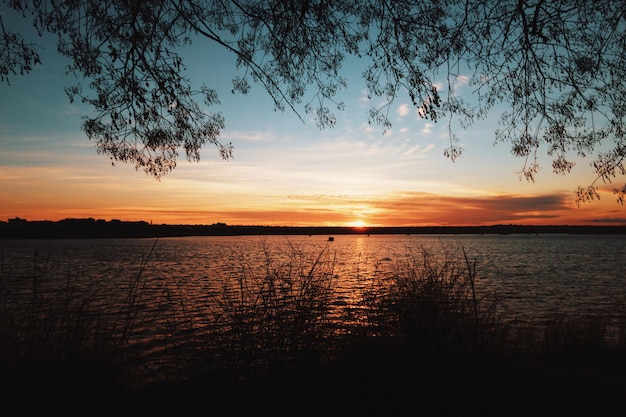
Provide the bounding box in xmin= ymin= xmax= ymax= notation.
xmin=1 ymin=218 xmax=625 ymax=239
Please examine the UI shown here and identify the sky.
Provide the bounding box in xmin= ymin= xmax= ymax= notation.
xmin=1 ymin=8 xmax=625 ymax=227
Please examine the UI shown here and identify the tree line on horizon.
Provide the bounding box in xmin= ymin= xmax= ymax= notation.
xmin=1 ymin=217 xmax=625 ymax=239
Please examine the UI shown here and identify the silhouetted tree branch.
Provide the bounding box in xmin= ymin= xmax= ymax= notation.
xmin=1 ymin=0 xmax=624 ymax=202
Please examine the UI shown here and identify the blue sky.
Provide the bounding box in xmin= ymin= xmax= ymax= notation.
xmin=1 ymin=6 xmax=624 ymax=226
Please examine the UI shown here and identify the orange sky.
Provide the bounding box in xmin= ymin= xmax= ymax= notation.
xmin=1 ymin=9 xmax=625 ymax=227
xmin=1 ymin=150 xmax=623 ymax=226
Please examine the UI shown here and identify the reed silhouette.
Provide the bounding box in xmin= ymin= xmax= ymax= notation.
xmin=1 ymin=241 xmax=625 ymax=416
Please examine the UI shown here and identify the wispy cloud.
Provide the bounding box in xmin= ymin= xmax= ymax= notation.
xmin=421 ymin=123 xmax=433 ymax=135
xmin=222 ymin=131 xmax=269 ymax=142
xmin=397 ymin=103 xmax=410 ymax=117
xmin=230 ymin=191 xmax=576 ymax=227
xmin=586 ymin=217 xmax=626 ymax=224
xmin=361 ymin=192 xmax=572 ymax=226
xmin=399 ymin=143 xmax=436 ymax=160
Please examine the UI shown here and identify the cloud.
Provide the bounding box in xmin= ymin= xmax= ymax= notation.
xmin=440 ymin=75 xmax=469 ymax=93
xmin=268 ymin=191 xmax=574 ymax=227
xmin=479 ymin=194 xmax=568 ymax=212
xmin=221 ymin=129 xmax=273 ymax=142
xmin=2 ymin=182 xmax=602 ymax=227
xmin=585 ymin=217 xmax=626 ymax=224
xmin=397 ymin=103 xmax=410 ymax=117
xmin=363 ymin=192 xmax=571 ymax=226
xmin=119 ymin=207 xmax=356 ymax=226
xmin=421 ymin=123 xmax=433 ymax=135
xmin=399 ymin=143 xmax=436 ymax=160
xmin=102 ymin=191 xmax=572 ymax=226
xmin=360 ymin=123 xmax=375 ymax=134
xmin=452 ymin=75 xmax=469 ymax=85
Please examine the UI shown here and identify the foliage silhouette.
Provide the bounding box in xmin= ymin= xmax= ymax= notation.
xmin=1 ymin=0 xmax=625 ymax=201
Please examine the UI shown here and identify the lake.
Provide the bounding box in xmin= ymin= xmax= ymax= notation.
xmin=0 ymin=234 xmax=626 ymax=364
xmin=2 ymin=233 xmax=625 ymax=316
xmin=0 ymin=234 xmax=626 ymax=384
xmin=3 ymin=233 xmax=626 ymax=414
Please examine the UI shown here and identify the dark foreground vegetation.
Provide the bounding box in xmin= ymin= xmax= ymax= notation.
xmin=1 ymin=244 xmax=625 ymax=416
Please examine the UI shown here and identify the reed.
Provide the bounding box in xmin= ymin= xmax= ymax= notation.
xmin=0 ymin=241 xmax=195 ymax=394
xmin=205 ymin=240 xmax=338 ymax=381
xmin=500 ymin=312 xmax=626 ymax=358
xmin=2 ymin=239 xmax=626 ymax=402
xmin=0 ymin=249 xmax=105 ymax=361
xmin=346 ymin=243 xmax=502 ymax=359
xmin=0 ymin=248 xmax=126 ymax=414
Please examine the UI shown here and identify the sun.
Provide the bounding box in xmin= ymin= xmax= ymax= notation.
xmin=348 ymin=219 xmax=367 ymax=229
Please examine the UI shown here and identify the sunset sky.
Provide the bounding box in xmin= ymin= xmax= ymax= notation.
xmin=1 ymin=8 xmax=625 ymax=227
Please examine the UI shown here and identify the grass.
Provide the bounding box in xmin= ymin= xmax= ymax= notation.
xmin=348 ymin=245 xmax=502 ymax=358
xmin=201 ymin=240 xmax=338 ymax=381
xmin=1 ymin=240 xmax=626 ymax=416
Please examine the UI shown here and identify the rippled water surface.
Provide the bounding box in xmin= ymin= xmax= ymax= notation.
xmin=2 ymin=233 xmax=626 ymax=324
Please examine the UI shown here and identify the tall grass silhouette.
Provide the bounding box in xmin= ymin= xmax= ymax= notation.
xmin=203 ymin=241 xmax=338 ymax=381
xmin=1 ymin=238 xmax=625 ymax=407
xmin=343 ymin=243 xmax=502 ymax=360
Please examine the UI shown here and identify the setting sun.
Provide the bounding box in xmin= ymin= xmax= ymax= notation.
xmin=348 ymin=219 xmax=367 ymax=228
xmin=2 ymin=3 xmax=625 ymax=228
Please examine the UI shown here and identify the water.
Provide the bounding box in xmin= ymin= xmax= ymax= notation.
xmin=2 ymin=233 xmax=626 ymax=359
xmin=2 ymin=233 xmax=626 ymax=317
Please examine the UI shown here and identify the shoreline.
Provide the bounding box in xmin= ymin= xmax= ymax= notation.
xmin=2 ymin=218 xmax=626 ymax=239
